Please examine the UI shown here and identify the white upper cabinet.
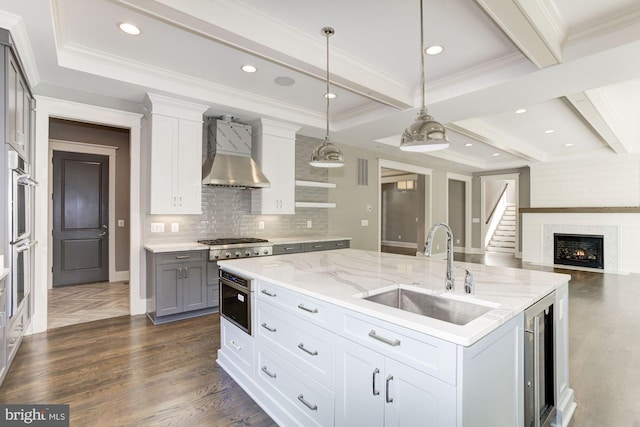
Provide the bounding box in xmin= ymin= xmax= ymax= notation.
xmin=145 ymin=93 xmax=208 ymax=214
xmin=251 ymin=118 xmax=301 ymax=215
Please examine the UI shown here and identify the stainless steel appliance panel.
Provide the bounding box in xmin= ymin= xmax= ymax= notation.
xmin=219 ymin=269 xmax=252 ymax=335
xmin=524 ymin=291 xmax=557 ymax=427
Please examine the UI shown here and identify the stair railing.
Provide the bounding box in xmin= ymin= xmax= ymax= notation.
xmin=484 ymin=183 xmax=509 ymax=248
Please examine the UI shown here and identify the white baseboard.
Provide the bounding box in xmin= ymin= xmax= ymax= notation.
xmin=111 ymin=270 xmax=130 ymax=282
xmin=381 ymin=240 xmax=418 ymax=249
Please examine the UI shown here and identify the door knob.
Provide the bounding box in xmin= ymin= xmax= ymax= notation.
xmin=98 ymin=224 xmax=108 ymax=237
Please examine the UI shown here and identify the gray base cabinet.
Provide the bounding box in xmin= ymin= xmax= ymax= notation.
xmin=146 ymin=250 xmax=215 ymax=324
xmin=273 ymin=239 xmax=350 ymax=255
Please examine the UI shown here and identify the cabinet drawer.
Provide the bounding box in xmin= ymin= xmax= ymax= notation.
xmin=220 ymin=318 xmax=254 ymax=370
xmin=272 ymin=243 xmax=304 ymax=255
xmin=257 ymin=345 xmax=334 ymax=427
xmin=341 ymin=311 xmax=457 ymax=385
xmin=155 ymin=250 xmax=206 ymax=265
xmin=257 ymin=301 xmax=334 ymax=389
xmin=304 ymin=240 xmax=350 ymax=252
xmin=257 ymin=281 xmax=336 ymax=330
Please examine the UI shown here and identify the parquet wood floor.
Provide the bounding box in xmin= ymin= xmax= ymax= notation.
xmin=48 ymin=281 xmax=130 ymax=330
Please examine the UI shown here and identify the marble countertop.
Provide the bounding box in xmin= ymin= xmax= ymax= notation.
xmin=144 ymin=236 xmax=351 ymax=253
xmin=144 ymin=242 xmax=209 ymax=253
xmin=218 ymin=249 xmax=570 ymax=346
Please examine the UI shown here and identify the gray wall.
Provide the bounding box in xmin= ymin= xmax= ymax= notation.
xmin=49 ymin=118 xmax=131 ymax=272
xmin=448 ymin=179 xmax=465 ymax=247
xmin=381 ymin=182 xmax=419 ymax=245
xmin=144 ymin=135 xmax=331 ymax=243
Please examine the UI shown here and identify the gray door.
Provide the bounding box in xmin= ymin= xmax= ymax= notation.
xmin=53 ymin=151 xmax=109 ymax=286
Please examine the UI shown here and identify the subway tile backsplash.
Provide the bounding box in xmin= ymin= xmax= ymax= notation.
xmin=145 ymin=135 xmax=330 ymax=243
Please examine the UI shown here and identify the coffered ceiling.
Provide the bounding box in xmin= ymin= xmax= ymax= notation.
xmin=1 ymin=0 xmax=640 ymax=173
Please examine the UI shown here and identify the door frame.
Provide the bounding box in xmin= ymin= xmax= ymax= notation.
xmin=446 ymin=173 xmax=472 ymax=254
xmin=480 ymin=173 xmax=520 ymax=256
xmin=377 ymin=159 xmax=433 ymax=253
xmin=49 ymin=140 xmax=122 ymax=287
xmin=32 ymin=97 xmax=143 ymax=334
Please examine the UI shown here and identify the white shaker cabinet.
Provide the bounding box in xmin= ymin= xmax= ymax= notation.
xmin=144 ymin=93 xmax=208 ymax=214
xmin=335 ymin=337 xmax=456 ymax=427
xmin=251 ymin=118 xmax=301 ymax=215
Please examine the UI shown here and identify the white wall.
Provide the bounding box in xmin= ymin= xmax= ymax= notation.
xmin=530 ymin=154 xmax=640 ymax=207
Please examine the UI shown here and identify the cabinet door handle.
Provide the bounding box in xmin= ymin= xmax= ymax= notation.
xmin=173 ymin=196 xmax=177 ymax=206
xmin=183 ymin=268 xmax=189 ymax=278
xmin=261 ymin=366 xmax=277 ymax=379
xmin=229 ymin=340 xmax=242 ymax=351
xmin=297 ymin=343 xmax=318 ymax=356
xmin=261 ymin=322 xmax=277 ymax=333
xmin=297 ymin=394 xmax=318 ymax=411
xmin=372 ymin=368 xmax=380 ymax=396
xmin=177 ymin=268 xmax=183 ymax=279
xmin=261 ymin=289 xmax=277 ymax=298
xmin=297 ymin=303 xmax=318 ymax=314
xmin=175 ymin=255 xmax=190 ymax=259
xmin=178 ymin=196 xmax=182 ymax=206
xmin=369 ymin=330 xmax=401 ymax=347
xmin=385 ymin=375 xmax=394 ymax=403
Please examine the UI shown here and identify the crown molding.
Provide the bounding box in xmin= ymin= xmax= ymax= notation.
xmin=0 ymin=10 xmax=40 ymax=86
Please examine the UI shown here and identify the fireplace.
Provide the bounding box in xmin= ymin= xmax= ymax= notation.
xmin=554 ymin=233 xmax=604 ymax=269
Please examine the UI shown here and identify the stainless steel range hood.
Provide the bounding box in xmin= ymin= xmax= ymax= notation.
xmin=202 ymin=117 xmax=270 ymax=189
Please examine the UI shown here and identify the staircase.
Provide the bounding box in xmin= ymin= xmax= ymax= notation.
xmin=486 ymin=203 xmax=516 ymax=253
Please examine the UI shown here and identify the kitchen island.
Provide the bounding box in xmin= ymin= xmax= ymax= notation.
xmin=217 ymin=249 xmax=576 ymax=427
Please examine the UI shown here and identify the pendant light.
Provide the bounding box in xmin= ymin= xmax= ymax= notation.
xmin=310 ymin=27 xmax=345 ymax=168
xmin=399 ymin=0 xmax=449 ymax=152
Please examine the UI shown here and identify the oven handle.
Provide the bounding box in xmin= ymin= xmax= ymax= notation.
xmin=219 ymin=277 xmax=251 ymax=293
xmin=533 ymin=315 xmax=541 ymax=427
xmin=17 ymin=174 xmax=38 ymax=187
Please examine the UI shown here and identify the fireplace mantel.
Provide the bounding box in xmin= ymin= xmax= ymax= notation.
xmin=520 ymin=207 xmax=640 ymax=214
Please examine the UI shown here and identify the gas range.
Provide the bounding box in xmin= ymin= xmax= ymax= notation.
xmin=198 ymin=237 xmax=273 ymax=261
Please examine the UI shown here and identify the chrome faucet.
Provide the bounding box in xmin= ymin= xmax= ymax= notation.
xmin=424 ymin=222 xmax=454 ymax=292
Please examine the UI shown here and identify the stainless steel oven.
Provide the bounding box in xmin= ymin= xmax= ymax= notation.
xmin=219 ymin=269 xmax=253 ymax=335
xmin=524 ymin=291 xmax=557 ymax=427
xmin=7 ymin=148 xmax=36 ymax=318
xmin=8 ymin=149 xmax=35 ymax=244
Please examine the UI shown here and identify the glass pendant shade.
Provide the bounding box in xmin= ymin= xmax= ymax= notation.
xmin=400 ymin=108 xmax=450 ymax=152
xmin=309 ymin=137 xmax=345 ymax=167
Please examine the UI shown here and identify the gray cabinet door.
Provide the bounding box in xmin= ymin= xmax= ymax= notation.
xmin=182 ymin=261 xmax=206 ymax=312
xmin=155 ymin=264 xmax=182 ymax=316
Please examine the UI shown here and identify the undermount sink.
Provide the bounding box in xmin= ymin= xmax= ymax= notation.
xmin=362 ymin=287 xmax=494 ymax=326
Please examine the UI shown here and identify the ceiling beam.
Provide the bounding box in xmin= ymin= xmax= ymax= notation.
xmin=474 ymin=0 xmax=566 ymax=68
xmin=565 ymin=92 xmax=629 ymax=154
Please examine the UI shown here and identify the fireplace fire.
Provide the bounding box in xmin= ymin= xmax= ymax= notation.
xmin=554 ymin=233 xmax=604 ymax=269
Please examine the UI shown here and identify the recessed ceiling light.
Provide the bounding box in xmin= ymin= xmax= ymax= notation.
xmin=515 ymin=108 xmax=527 ymax=114
xmin=241 ymin=65 xmax=257 ymax=73
xmin=324 ymin=92 xmax=337 ymax=99
xmin=492 ymin=153 xmax=501 ymax=156
xmin=425 ymin=45 xmax=444 ymax=55
xmin=464 ymin=143 xmax=473 ymax=147
xmin=274 ymin=76 xmax=295 ymax=86
xmin=565 ymin=143 xmax=574 ymax=147
xmin=544 ymin=129 xmax=555 ymax=134
xmin=118 ymin=22 xmax=141 ymax=36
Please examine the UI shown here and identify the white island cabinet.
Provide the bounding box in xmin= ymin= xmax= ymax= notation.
xmin=217 ymin=249 xmax=575 ymax=427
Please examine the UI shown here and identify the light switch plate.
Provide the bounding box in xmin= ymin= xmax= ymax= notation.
xmin=171 ymin=223 xmax=179 ymax=232
xmin=150 ymin=223 xmax=164 ymax=233
xmin=258 ymin=221 xmax=265 ymax=230
xmin=307 ymin=220 xmax=312 ymax=228
xmin=118 ymin=219 xmax=125 ymax=227
xmin=361 ymin=219 xmax=368 ymax=226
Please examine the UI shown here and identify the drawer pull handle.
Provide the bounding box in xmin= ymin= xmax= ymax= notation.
xmin=297 ymin=304 xmax=318 ymax=314
xmin=261 ymin=366 xmax=277 ymax=379
xmin=369 ymin=330 xmax=401 ymax=347
xmin=297 ymin=394 xmax=318 ymax=411
xmin=229 ymin=340 xmax=242 ymax=350
xmin=372 ymin=368 xmax=380 ymax=396
xmin=175 ymin=255 xmax=190 ymax=259
xmin=336 ymin=242 xmax=345 ymax=246
xmin=261 ymin=323 xmax=277 ymax=333
xmin=312 ymin=245 xmax=322 ymax=248
xmin=386 ymin=375 xmax=394 ymax=403
xmin=261 ymin=289 xmax=277 ymax=298
xmin=297 ymin=343 xmax=318 ymax=356
xmin=284 ymin=247 xmax=296 ymax=251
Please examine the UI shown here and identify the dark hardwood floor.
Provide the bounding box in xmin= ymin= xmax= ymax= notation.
xmin=2 ymin=253 xmax=639 ymax=426
xmin=0 ymin=314 xmax=276 ymax=427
